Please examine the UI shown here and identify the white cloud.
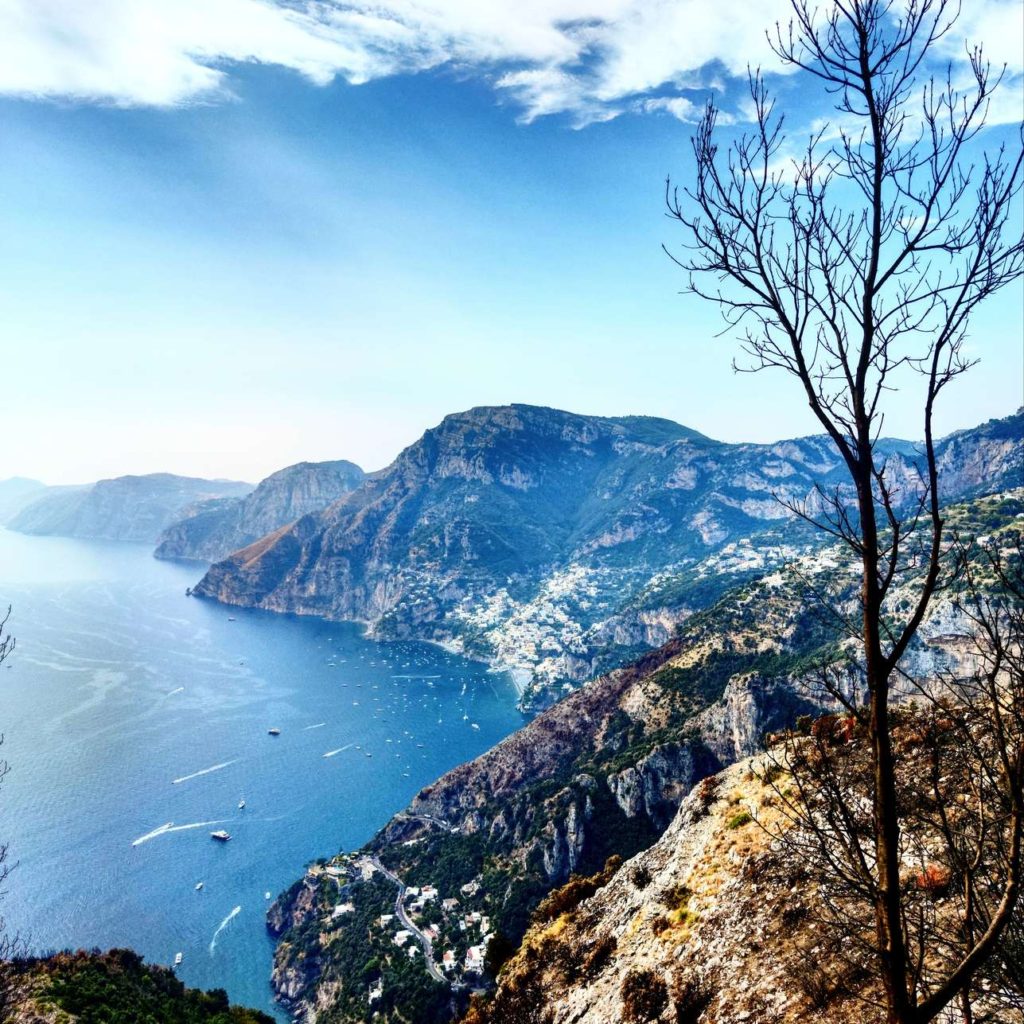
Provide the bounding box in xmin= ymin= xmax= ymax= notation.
xmin=0 ymin=0 xmax=788 ymax=120
xmin=0 ymin=1 xmax=1018 ymax=127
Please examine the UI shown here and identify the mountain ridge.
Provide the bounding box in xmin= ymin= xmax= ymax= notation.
xmin=194 ymin=405 xmax=1023 ymax=706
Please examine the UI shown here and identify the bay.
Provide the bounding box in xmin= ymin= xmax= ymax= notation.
xmin=0 ymin=528 xmax=525 ymax=1018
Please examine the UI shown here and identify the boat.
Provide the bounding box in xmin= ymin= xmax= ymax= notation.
xmin=173 ymin=953 xmax=183 ymax=967
xmin=210 ymin=830 xmax=232 ymax=842
xmin=264 ymin=891 xmax=272 ymax=900
xmin=195 ymin=881 xmax=204 ymax=891
xmin=268 ymin=727 xmax=281 ymax=736
xmin=238 ymin=797 xmax=245 ymax=809
xmin=227 ymin=616 xmax=236 ymax=621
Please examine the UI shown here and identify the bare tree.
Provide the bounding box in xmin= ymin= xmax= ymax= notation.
xmin=666 ymin=2 xmax=1023 ymax=1021
xmin=763 ymin=529 xmax=1023 ymax=1022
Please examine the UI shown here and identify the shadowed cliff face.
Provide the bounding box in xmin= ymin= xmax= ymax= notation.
xmin=154 ymin=459 xmax=365 ymax=562
xmin=193 ymin=406 xmax=1023 ymax=706
xmin=6 ymin=473 xmax=254 ymax=544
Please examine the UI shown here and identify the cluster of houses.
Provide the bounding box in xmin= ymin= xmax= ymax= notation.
xmin=382 ymin=880 xmax=494 ymax=978
xmin=313 ymin=854 xmax=499 ymax=1009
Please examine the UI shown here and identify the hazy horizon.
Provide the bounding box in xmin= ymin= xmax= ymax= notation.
xmin=3 ymin=397 xmax=1019 ymax=489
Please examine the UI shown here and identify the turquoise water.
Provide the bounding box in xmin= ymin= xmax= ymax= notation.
xmin=0 ymin=529 xmax=525 ymax=1018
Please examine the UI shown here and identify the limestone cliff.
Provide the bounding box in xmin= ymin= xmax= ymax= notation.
xmin=265 ymin=490 xmax=1021 ymax=1024
xmin=155 ymin=459 xmax=365 ymax=562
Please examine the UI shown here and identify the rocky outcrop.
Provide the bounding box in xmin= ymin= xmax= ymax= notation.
xmin=266 ymin=490 xmax=1021 ymax=1024
xmin=155 ymin=459 xmax=364 ymax=562
xmin=194 ymin=405 xmax=1022 ymax=706
xmin=7 ymin=473 xmax=253 ymax=544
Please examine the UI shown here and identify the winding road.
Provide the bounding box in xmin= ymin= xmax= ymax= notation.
xmin=367 ymin=856 xmax=447 ymax=984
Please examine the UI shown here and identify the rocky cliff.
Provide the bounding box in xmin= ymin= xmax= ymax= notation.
xmin=266 ymin=490 xmax=1022 ymax=1024
xmin=8 ymin=473 xmax=253 ymax=544
xmin=464 ymin=745 xmax=1021 ymax=1024
xmin=155 ymin=459 xmax=365 ymax=562
xmin=195 ymin=405 xmax=1022 ymax=706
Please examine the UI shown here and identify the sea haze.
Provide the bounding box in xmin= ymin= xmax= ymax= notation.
xmin=0 ymin=528 xmax=525 ymax=1018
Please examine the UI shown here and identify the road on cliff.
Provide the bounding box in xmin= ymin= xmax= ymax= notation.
xmin=367 ymin=855 xmax=447 ymax=984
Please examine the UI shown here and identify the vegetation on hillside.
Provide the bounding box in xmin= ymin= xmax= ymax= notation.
xmin=0 ymin=948 xmax=273 ymax=1024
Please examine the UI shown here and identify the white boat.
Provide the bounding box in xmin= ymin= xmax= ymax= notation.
xmin=264 ymin=891 xmax=272 ymax=900
xmin=173 ymin=952 xmax=183 ymax=967
xmin=195 ymin=881 xmax=204 ymax=891
xmin=268 ymin=727 xmax=281 ymax=736
xmin=210 ymin=830 xmax=232 ymax=842
xmin=238 ymin=797 xmax=245 ymax=809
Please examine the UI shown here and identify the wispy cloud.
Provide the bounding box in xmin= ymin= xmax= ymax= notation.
xmin=0 ymin=1 xmax=1018 ymax=126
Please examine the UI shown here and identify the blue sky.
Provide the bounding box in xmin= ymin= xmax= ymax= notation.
xmin=0 ymin=1 xmax=1021 ymax=484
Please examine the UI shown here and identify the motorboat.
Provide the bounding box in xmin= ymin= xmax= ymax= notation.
xmin=210 ymin=830 xmax=232 ymax=842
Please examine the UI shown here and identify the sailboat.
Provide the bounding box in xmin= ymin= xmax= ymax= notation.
xmin=238 ymin=796 xmax=246 ymax=810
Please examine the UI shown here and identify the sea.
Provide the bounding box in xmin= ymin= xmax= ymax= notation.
xmin=0 ymin=528 xmax=526 ymax=1018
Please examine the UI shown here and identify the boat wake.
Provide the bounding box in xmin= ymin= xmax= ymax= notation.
xmin=209 ymin=905 xmax=242 ymax=954
xmin=165 ymin=686 xmax=185 ymax=697
xmin=303 ymin=722 xmax=326 ymax=730
xmin=322 ymin=744 xmax=352 ymax=758
xmin=172 ymin=760 xmax=237 ymax=785
xmin=131 ymin=820 xmax=225 ymax=847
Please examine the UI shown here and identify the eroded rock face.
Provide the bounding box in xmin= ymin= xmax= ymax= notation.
xmin=155 ymin=460 xmax=364 ymax=562
xmin=608 ymin=743 xmax=700 ymax=830
xmin=267 ymin=487 xmax=1017 ymax=1023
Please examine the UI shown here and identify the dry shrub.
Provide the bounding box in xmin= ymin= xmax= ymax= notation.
xmin=621 ymin=968 xmax=669 ymax=1023
xmin=669 ymin=973 xmax=712 ymax=1024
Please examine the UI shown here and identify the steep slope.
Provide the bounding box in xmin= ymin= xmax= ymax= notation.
xmin=155 ymin=460 xmax=365 ymax=562
xmin=465 ymin=748 xmax=1021 ymax=1024
xmin=196 ymin=406 xmax=1022 ymax=706
xmin=265 ymin=490 xmax=1023 ymax=1024
xmin=8 ymin=474 xmax=253 ymax=544
xmin=0 ymin=948 xmax=273 ymax=1023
